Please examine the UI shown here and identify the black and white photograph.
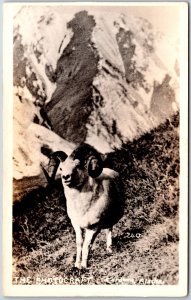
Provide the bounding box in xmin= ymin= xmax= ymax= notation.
xmin=3 ymin=2 xmax=188 ymax=297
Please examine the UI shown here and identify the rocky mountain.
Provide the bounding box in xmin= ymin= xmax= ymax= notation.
xmin=13 ymin=6 xmax=179 ymax=199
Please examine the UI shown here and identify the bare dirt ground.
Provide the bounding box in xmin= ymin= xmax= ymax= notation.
xmin=13 ymin=113 xmax=179 ymax=285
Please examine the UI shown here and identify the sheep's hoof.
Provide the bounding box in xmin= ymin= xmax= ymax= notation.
xmin=107 ymin=247 xmax=113 ymax=254
xmin=74 ymin=262 xmax=81 ymax=269
xmin=69 ymin=266 xmax=81 ymax=276
xmin=81 ymin=261 xmax=88 ymax=269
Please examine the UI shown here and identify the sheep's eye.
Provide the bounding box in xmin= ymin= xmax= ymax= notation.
xmin=60 ymin=167 xmax=62 ymax=171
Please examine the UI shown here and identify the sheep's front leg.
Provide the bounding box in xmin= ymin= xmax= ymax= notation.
xmin=81 ymin=228 xmax=99 ymax=269
xmin=105 ymin=228 xmax=113 ymax=253
xmin=72 ymin=223 xmax=83 ymax=269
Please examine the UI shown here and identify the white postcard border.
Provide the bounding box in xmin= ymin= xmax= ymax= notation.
xmin=3 ymin=2 xmax=188 ymax=297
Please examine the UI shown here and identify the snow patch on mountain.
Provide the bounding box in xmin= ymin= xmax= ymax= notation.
xmin=14 ymin=6 xmax=74 ymax=102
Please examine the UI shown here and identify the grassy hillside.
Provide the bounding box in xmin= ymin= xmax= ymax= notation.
xmin=13 ymin=113 xmax=179 ymax=285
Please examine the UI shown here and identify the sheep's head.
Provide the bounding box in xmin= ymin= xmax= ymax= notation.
xmin=59 ymin=158 xmax=81 ymax=187
xmin=43 ymin=144 xmax=103 ymax=187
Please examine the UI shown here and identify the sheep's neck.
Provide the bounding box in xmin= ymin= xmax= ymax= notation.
xmin=65 ymin=178 xmax=109 ymax=228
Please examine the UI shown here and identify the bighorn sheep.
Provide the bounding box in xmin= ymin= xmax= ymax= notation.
xmin=43 ymin=143 xmax=123 ymax=269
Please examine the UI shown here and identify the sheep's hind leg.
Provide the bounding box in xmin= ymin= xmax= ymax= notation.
xmin=81 ymin=228 xmax=99 ymax=269
xmin=105 ymin=228 xmax=113 ymax=254
xmin=72 ymin=223 xmax=83 ymax=269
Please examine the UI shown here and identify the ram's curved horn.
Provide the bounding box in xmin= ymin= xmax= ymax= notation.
xmin=41 ymin=151 xmax=68 ymax=184
xmin=40 ymin=163 xmax=52 ymax=184
xmin=70 ymin=143 xmax=103 ymax=178
xmin=86 ymin=155 xmax=103 ymax=178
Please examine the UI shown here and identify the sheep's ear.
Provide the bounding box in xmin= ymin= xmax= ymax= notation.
xmin=51 ymin=151 xmax=68 ymax=162
xmin=42 ymin=151 xmax=68 ymax=184
xmin=49 ymin=151 xmax=68 ymax=179
xmin=87 ymin=156 xmax=103 ymax=178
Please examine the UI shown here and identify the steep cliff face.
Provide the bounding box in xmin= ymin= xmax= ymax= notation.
xmin=45 ymin=10 xmax=179 ymax=151
xmin=46 ymin=11 xmax=99 ymax=143
xmin=13 ymin=6 xmax=179 ymax=190
xmin=85 ymin=13 xmax=179 ymax=150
